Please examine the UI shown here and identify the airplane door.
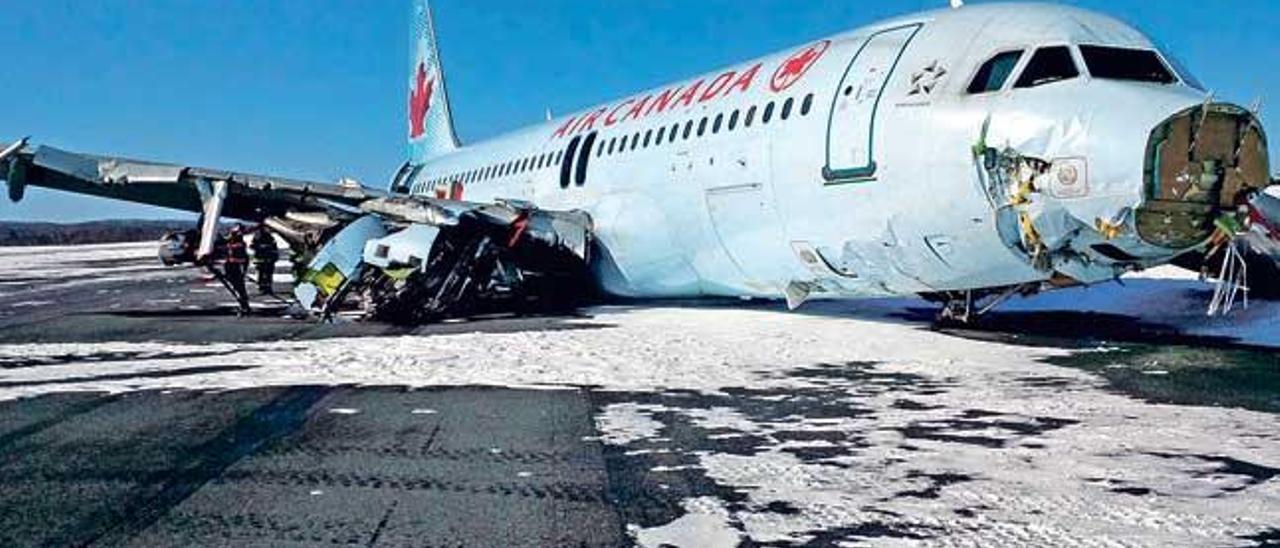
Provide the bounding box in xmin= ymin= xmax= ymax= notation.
xmin=701 ymin=139 xmax=788 ymax=291
xmin=824 ymin=24 xmax=922 ymax=182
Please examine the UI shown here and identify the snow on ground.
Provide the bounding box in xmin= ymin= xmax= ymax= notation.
xmin=1 ymin=243 xmax=1278 ymax=546
xmin=0 ymin=241 xmax=174 ymax=297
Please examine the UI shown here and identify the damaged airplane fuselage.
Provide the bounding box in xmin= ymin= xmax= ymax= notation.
xmin=394 ymin=3 xmax=1276 ymax=308
xmin=3 ymin=2 xmax=1278 ymax=323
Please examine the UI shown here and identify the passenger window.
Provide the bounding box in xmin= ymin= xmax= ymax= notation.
xmin=643 ymin=129 xmax=653 ymax=148
xmin=762 ymin=102 xmax=775 ymax=124
xmin=631 ymin=133 xmax=640 ymax=150
xmin=656 ymin=126 xmax=666 ymax=145
xmin=800 ymin=94 xmax=813 ymax=116
xmin=745 ymin=106 xmax=756 ymax=127
xmin=729 ymin=110 xmax=740 ymax=130
xmin=697 ymin=117 xmax=708 ymax=137
xmin=683 ymin=120 xmax=693 ymax=139
xmin=607 ymin=138 xmax=616 ymax=155
xmin=781 ymin=98 xmax=794 ymax=120
xmin=968 ymin=51 xmax=1024 ymax=94
xmin=1015 ymin=46 xmax=1078 ymax=88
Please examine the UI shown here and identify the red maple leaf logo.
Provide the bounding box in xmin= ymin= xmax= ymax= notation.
xmin=771 ymin=41 xmax=830 ymax=92
xmin=408 ymin=62 xmax=435 ymax=139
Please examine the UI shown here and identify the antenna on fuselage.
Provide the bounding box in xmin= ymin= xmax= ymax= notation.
xmin=546 ymin=108 xmax=553 ymax=122
xmin=1250 ymin=96 xmax=1264 ymax=117
xmin=950 ymin=0 xmax=964 ymax=8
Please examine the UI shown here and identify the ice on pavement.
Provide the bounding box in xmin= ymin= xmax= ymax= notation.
xmin=0 ymin=243 xmax=1277 ymax=546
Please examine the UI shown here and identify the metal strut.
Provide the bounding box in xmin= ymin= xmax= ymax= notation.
xmin=938 ymin=283 xmax=1036 ymax=324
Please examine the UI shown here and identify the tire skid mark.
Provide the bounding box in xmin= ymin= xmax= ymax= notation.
xmin=70 ymin=386 xmax=332 ymax=547
xmin=0 ymin=395 xmax=120 ymax=463
xmin=212 ymin=468 xmax=608 ymax=505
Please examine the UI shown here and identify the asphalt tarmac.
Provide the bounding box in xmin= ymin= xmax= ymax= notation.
xmin=0 ymin=244 xmax=1277 ymax=547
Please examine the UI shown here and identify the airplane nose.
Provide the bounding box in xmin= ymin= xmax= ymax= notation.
xmin=1134 ymin=103 xmax=1272 ymax=250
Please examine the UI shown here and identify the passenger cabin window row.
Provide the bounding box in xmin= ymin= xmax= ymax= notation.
xmin=415 ymin=149 xmax=567 ymax=195
xmin=590 ymin=92 xmax=815 ymax=163
xmin=415 ymin=91 xmax=817 ymax=195
xmin=562 ymin=92 xmax=816 ymax=188
xmin=967 ymin=44 xmax=1180 ymax=95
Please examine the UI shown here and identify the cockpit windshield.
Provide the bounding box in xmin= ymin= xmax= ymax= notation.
xmin=1079 ymin=45 xmax=1177 ymax=84
xmin=1014 ymin=46 xmax=1079 ymax=88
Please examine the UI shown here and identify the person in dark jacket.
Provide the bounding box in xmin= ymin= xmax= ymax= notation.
xmin=250 ymin=225 xmax=280 ymax=295
xmin=223 ymin=225 xmax=251 ymax=314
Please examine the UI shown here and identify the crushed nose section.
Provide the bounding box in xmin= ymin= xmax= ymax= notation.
xmin=1137 ymin=103 xmax=1270 ymax=249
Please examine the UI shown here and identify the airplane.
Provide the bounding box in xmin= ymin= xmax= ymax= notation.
xmin=2 ymin=0 xmax=1278 ymax=324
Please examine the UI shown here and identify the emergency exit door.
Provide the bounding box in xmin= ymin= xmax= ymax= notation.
xmin=824 ymin=24 xmax=922 ymax=182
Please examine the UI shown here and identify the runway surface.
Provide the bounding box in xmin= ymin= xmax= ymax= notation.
xmin=0 ymin=242 xmax=1277 ymax=547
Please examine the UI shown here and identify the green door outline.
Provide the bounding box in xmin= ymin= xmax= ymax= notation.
xmin=823 ymin=23 xmax=923 ymax=184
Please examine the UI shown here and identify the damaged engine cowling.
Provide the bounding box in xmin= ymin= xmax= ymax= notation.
xmin=293 ymin=197 xmax=593 ymax=325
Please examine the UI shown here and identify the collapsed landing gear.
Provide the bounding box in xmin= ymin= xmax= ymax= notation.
xmin=364 ymin=232 xmax=501 ymax=325
xmin=926 ymin=283 xmax=1038 ymax=325
xmin=355 ymin=226 xmax=591 ymax=326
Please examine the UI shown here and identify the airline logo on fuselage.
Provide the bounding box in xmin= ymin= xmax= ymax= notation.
xmin=771 ymin=40 xmax=829 ymax=92
xmin=409 ymin=61 xmax=436 ymax=139
xmin=551 ymin=41 xmax=830 ymax=140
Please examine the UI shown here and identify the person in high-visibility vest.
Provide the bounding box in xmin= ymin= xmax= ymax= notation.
xmin=250 ymin=225 xmax=280 ymax=295
xmin=223 ymin=225 xmax=251 ymax=314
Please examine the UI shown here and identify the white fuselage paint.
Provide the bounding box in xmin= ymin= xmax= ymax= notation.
xmin=406 ymin=4 xmax=1213 ymax=300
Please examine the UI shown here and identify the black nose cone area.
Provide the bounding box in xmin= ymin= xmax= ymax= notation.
xmin=1137 ymin=103 xmax=1271 ymax=249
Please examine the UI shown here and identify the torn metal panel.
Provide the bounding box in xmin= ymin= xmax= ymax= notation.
xmin=293 ymin=215 xmax=388 ymax=309
xmin=1138 ymin=104 xmax=1271 ymax=249
xmin=361 ymin=196 xmax=465 ymax=226
xmin=363 ymin=224 xmax=440 ymax=271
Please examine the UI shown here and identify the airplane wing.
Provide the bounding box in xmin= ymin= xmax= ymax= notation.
xmin=2 ymin=140 xmax=385 ymax=221
xmin=0 ymin=139 xmax=594 ymax=323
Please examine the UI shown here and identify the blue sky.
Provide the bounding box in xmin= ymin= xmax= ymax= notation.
xmin=0 ymin=0 xmax=1276 ymax=221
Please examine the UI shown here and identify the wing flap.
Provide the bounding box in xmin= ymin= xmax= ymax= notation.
xmin=5 ymin=142 xmax=386 ymax=220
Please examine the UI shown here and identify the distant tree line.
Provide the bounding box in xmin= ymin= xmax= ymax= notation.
xmin=0 ymin=220 xmax=195 ymax=246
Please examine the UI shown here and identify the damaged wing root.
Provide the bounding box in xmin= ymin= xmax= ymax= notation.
xmin=289 ymin=200 xmax=594 ymax=325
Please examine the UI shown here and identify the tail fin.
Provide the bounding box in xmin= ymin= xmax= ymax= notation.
xmin=407 ymin=0 xmax=460 ymax=164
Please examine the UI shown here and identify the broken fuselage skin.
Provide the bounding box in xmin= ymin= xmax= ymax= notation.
xmin=405 ymin=4 xmax=1271 ymax=304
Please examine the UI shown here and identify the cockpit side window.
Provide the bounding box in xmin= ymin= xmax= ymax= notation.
xmin=1078 ymin=45 xmax=1176 ymax=84
xmin=967 ymin=50 xmax=1024 ymax=94
xmin=1014 ymin=46 xmax=1079 ymax=88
